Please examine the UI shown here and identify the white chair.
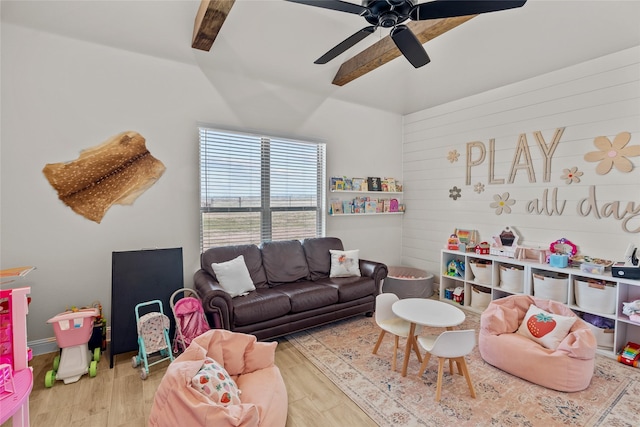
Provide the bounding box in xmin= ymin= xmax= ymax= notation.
xmin=417 ymin=329 xmax=476 ymax=402
xmin=372 ymin=293 xmax=421 ymax=371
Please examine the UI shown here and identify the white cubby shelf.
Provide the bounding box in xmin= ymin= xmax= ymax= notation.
xmin=440 ymin=249 xmax=640 ymax=359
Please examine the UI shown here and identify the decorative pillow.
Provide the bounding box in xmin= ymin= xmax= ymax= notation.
xmin=211 ymin=255 xmax=255 ymax=297
xmin=517 ymin=304 xmax=577 ymax=350
xmin=191 ymin=357 xmax=241 ymax=406
xmin=329 ymin=249 xmax=361 ymax=278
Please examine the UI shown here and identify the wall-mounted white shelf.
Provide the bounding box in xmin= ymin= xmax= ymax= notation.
xmin=330 ymin=190 xmax=403 ymax=195
xmin=439 ymin=249 xmax=640 ymax=360
xmin=329 ymin=212 xmax=404 ymax=217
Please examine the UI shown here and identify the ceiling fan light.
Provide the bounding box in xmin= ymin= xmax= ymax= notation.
xmin=379 ymin=12 xmax=399 ymax=27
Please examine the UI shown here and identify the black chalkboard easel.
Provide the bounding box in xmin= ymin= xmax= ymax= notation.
xmin=110 ymin=247 xmax=183 ymax=368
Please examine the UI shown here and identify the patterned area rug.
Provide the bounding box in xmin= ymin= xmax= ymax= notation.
xmin=285 ymin=313 xmax=640 ymax=426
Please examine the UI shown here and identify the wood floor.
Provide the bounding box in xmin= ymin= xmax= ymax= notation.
xmin=2 ymin=339 xmax=377 ymax=427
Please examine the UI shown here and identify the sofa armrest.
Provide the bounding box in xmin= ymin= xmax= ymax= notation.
xmin=194 ymin=269 xmax=234 ymax=330
xmin=359 ymin=259 xmax=388 ymax=293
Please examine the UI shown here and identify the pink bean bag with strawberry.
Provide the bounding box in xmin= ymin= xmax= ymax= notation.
xmin=149 ymin=329 xmax=287 ymax=426
xmin=479 ymin=294 xmax=596 ymax=392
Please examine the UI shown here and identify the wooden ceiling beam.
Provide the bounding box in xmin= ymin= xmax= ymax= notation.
xmin=192 ymin=0 xmax=236 ymax=51
xmin=332 ymin=15 xmax=477 ymax=86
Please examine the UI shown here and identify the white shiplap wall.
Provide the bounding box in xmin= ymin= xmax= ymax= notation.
xmin=402 ymin=46 xmax=640 ymax=277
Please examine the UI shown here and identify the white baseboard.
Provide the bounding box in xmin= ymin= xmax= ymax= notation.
xmin=28 ymin=326 xmax=112 ymax=357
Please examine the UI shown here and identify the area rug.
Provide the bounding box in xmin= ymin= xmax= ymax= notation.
xmin=285 ymin=313 xmax=640 ymax=426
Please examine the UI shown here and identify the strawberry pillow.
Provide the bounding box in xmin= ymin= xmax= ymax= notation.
xmin=517 ymin=304 xmax=577 ymax=350
xmin=191 ymin=357 xmax=241 ymax=406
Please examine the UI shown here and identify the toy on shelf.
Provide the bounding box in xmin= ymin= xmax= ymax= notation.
xmin=490 ymin=226 xmax=520 ymax=258
xmin=617 ymin=342 xmax=640 ymax=367
xmin=446 ymin=260 xmax=465 ymax=278
xmin=548 ymin=238 xmax=578 ymax=268
xmin=475 ymin=242 xmax=490 ymax=255
xmin=446 ymin=234 xmax=461 ymax=251
xmin=45 ymin=308 xmax=101 ymax=387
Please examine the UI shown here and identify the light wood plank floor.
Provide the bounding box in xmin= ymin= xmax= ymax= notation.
xmin=2 ymin=339 xmax=377 ymax=427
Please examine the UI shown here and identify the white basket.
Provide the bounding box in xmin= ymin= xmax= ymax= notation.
xmin=584 ymin=322 xmax=614 ymax=350
xmin=533 ymin=273 xmax=568 ymax=303
xmin=469 ymin=262 xmax=492 ymax=285
xmin=499 ymin=265 xmax=524 ymax=293
xmin=470 ymin=286 xmax=491 ymax=310
xmin=574 ymin=280 xmax=616 ymax=314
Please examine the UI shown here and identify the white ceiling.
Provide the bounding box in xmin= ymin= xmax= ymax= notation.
xmin=2 ymin=0 xmax=640 ymax=115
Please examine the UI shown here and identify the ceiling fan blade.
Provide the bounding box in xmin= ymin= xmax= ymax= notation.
xmin=285 ymin=0 xmax=368 ymax=16
xmin=390 ymin=25 xmax=430 ymax=68
xmin=315 ymin=26 xmax=376 ymax=64
xmin=410 ymin=0 xmax=527 ymax=20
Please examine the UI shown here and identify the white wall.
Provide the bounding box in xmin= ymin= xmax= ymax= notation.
xmin=402 ymin=46 xmax=640 ymax=277
xmin=0 ymin=23 xmax=403 ymax=346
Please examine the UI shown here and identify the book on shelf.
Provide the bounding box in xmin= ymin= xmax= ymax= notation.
xmin=367 ymin=177 xmax=382 ymax=192
xmin=342 ymin=200 xmax=354 ymax=214
xmin=330 ymin=199 xmax=343 ymax=215
xmin=383 ymin=177 xmax=397 ymax=192
xmin=365 ymin=200 xmax=378 ymax=213
xmin=379 ymin=198 xmax=389 ymax=212
xmin=352 ymin=177 xmax=366 ymax=191
xmin=342 ymin=177 xmax=352 ymax=191
xmin=330 ymin=177 xmax=343 ymax=191
xmin=389 ymin=198 xmax=399 ymax=212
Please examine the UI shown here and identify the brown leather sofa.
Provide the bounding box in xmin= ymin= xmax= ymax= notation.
xmin=194 ymin=237 xmax=388 ymax=341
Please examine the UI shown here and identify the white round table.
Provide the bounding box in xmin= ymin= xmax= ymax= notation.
xmin=392 ymin=298 xmax=466 ymax=376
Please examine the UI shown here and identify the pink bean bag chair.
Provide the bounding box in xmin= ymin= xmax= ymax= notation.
xmin=149 ymin=329 xmax=287 ymax=427
xmin=479 ymin=295 xmax=596 ymax=392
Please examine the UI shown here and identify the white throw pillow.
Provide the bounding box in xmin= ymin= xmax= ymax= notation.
xmin=191 ymin=357 xmax=241 ymax=406
xmin=211 ymin=255 xmax=255 ymax=297
xmin=517 ymin=304 xmax=577 ymax=350
xmin=329 ymin=249 xmax=361 ymax=278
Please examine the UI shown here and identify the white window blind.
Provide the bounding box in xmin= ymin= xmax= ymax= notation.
xmin=199 ymin=127 xmax=326 ymax=250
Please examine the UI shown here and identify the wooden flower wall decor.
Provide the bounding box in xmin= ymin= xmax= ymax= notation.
xmin=43 ymin=131 xmax=166 ymax=223
xmin=584 ymin=132 xmax=640 ymax=174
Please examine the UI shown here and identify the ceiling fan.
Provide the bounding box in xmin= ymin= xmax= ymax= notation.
xmin=285 ymin=0 xmax=527 ymax=68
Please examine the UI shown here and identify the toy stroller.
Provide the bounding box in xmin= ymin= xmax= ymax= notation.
xmin=131 ymin=300 xmax=174 ymax=380
xmin=45 ymin=307 xmax=100 ymax=387
xmin=170 ymin=288 xmax=210 ymax=354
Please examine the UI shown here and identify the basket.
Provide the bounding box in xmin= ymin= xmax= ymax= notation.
xmin=533 ymin=273 xmax=568 ymax=303
xmin=470 ymin=286 xmax=491 ymax=310
xmin=469 ymin=261 xmax=492 ymax=285
xmin=383 ymin=267 xmax=434 ymax=299
xmin=584 ymin=322 xmax=614 ymax=350
xmin=499 ymin=265 xmax=524 ymax=293
xmin=574 ymin=280 xmax=616 ymax=314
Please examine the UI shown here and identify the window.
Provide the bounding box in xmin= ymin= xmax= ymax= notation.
xmin=199 ymin=126 xmax=326 ymax=250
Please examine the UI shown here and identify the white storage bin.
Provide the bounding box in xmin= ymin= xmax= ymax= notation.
xmin=499 ymin=265 xmax=524 ymax=293
xmin=574 ymin=280 xmax=616 ymax=314
xmin=469 ymin=261 xmax=492 ymax=285
xmin=470 ymin=286 xmax=491 ymax=310
xmin=533 ymin=273 xmax=568 ymax=303
xmin=584 ymin=322 xmax=614 ymax=350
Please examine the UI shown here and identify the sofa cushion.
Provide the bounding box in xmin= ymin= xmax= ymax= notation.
xmin=314 ymin=276 xmax=377 ymax=303
xmin=329 ymin=249 xmax=361 ymax=278
xmin=210 ymin=255 xmax=256 ymax=297
xmin=232 ymin=289 xmax=291 ymax=327
xmin=261 ymin=240 xmax=310 ymax=285
xmin=302 ymin=237 xmax=344 ymax=281
xmin=201 ymin=244 xmax=268 ymax=288
xmin=271 ymin=282 xmax=339 ymax=313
